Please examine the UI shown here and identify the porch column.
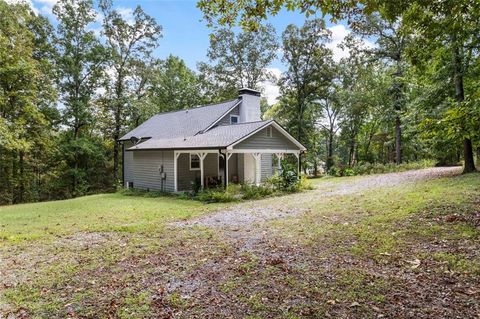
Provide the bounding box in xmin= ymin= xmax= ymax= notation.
xmin=197 ymin=152 xmax=208 ymax=189
xmin=275 ymin=153 xmax=284 ymax=172
xmin=225 ymin=152 xmax=233 ymax=187
xmin=251 ymin=153 xmax=261 ymax=186
xmin=174 ymin=151 xmax=180 ymax=192
xmin=293 ymin=152 xmax=300 ymax=177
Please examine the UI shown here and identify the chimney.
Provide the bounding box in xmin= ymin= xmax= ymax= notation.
xmin=238 ymin=88 xmax=261 ymax=123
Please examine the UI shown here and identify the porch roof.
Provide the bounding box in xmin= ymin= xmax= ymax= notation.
xmin=127 ymin=120 xmax=272 ymax=151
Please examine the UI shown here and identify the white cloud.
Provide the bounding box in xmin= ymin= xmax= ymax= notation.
xmin=33 ymin=0 xmax=58 ymax=15
xmin=326 ymin=24 xmax=350 ymax=62
xmin=326 ymin=24 xmax=376 ymax=62
xmin=260 ymin=67 xmax=282 ymax=105
xmin=116 ymin=7 xmax=134 ymax=25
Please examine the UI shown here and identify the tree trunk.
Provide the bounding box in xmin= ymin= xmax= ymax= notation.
xmin=453 ymin=41 xmax=475 ymax=173
xmin=393 ymin=62 xmax=403 ymax=165
xmin=395 ymin=115 xmax=402 ymax=164
xmin=113 ymin=68 xmax=125 ymax=184
xmin=18 ymin=151 xmax=24 ymax=203
xmin=348 ymin=139 xmax=357 ymax=167
xmin=113 ymin=120 xmax=120 ymax=183
xmin=326 ymin=130 xmax=334 ymax=171
xmin=463 ymin=138 xmax=475 ymax=172
xmin=73 ymin=125 xmax=78 ymax=195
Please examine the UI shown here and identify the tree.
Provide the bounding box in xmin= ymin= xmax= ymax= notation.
xmin=197 ymin=24 xmax=278 ymax=101
xmin=348 ymin=13 xmax=409 ymax=164
xmin=0 ymin=1 xmax=57 ymax=204
xmin=135 ymin=55 xmax=203 ymax=122
xmin=99 ymin=0 xmax=162 ymax=184
xmin=316 ymin=93 xmax=342 ymax=171
xmin=402 ymin=0 xmax=480 ymax=173
xmin=197 ymin=0 xmax=377 ymax=30
xmin=275 ymin=19 xmax=335 ymax=168
xmin=53 ymin=0 xmax=107 ymax=195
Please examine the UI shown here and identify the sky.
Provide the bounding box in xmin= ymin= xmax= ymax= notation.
xmin=27 ymin=0 xmax=355 ymax=104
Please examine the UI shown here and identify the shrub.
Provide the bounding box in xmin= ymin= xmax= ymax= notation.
xmin=344 ymin=168 xmax=355 ymax=176
xmin=328 ymin=166 xmax=342 ymax=177
xmin=241 ymin=184 xmax=274 ymax=200
xmin=330 ymin=160 xmax=437 ymax=177
xmin=264 ymin=174 xmax=283 ymax=190
xmin=280 ymin=161 xmax=300 ymax=189
xmin=296 ymin=175 xmax=314 ymax=191
xmin=196 ymin=188 xmax=237 ymax=203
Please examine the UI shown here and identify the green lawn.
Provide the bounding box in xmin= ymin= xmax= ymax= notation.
xmin=1 ymin=171 xmax=479 ymax=318
xmin=0 ymin=193 xmax=223 ymax=243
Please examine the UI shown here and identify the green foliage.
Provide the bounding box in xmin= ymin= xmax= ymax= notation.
xmin=267 ymin=163 xmax=312 ymax=193
xmin=240 ymin=184 xmax=274 ymax=200
xmin=192 ymin=162 xmax=312 ymax=202
xmin=0 ymin=1 xmax=58 ymax=204
xmin=278 ymin=162 xmax=300 ymax=191
xmin=197 ymin=24 xmax=278 ymax=101
xmin=196 ymin=187 xmax=238 ymax=203
xmin=139 ymin=55 xmax=203 ymax=120
xmin=274 ymin=19 xmax=335 ymax=153
xmin=328 ymin=160 xmax=437 ymax=177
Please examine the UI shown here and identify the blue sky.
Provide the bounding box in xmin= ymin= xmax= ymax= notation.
xmin=28 ymin=0 xmax=353 ymax=103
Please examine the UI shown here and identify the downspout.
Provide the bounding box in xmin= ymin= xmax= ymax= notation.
xmin=219 ymin=149 xmax=227 ymax=188
xmin=121 ymin=142 xmax=125 ymax=187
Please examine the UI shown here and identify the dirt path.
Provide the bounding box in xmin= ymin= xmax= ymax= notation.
xmin=173 ymin=166 xmax=462 ymax=229
xmin=163 ymin=166 xmax=479 ymax=318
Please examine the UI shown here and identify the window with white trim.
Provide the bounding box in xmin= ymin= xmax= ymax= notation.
xmin=230 ymin=115 xmax=239 ymax=124
xmin=190 ymin=154 xmax=200 ymax=170
xmin=266 ymin=126 xmax=273 ymax=137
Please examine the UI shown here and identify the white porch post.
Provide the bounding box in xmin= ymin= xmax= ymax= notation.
xmin=225 ymin=152 xmax=233 ymax=187
xmin=197 ymin=152 xmax=207 ymax=189
xmin=275 ymin=153 xmax=284 ymax=172
xmin=174 ymin=151 xmax=180 ymax=192
xmin=293 ymin=152 xmax=300 ymax=177
xmin=251 ymin=153 xmax=261 ymax=186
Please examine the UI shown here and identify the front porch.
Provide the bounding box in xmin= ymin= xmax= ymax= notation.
xmin=173 ymin=149 xmax=300 ymax=192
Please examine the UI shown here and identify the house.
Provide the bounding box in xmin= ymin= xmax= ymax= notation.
xmin=119 ymin=88 xmax=306 ymax=192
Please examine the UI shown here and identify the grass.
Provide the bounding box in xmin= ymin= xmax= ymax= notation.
xmin=0 ymin=192 xmax=223 ymax=243
xmin=1 ymin=170 xmax=479 ymax=317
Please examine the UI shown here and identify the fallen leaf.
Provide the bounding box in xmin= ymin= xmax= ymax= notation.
xmin=406 ymin=258 xmax=421 ymax=269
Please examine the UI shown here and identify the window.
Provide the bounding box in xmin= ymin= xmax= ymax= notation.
xmin=266 ymin=126 xmax=273 ymax=137
xmin=190 ymin=154 xmax=200 ymax=170
xmin=230 ymin=115 xmax=239 ymax=124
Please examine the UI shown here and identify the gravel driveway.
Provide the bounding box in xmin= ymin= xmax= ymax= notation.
xmin=173 ymin=166 xmax=462 ymax=229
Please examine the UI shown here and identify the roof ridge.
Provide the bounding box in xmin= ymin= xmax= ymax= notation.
xmin=152 ymin=98 xmax=240 ymax=117
xmin=214 ymin=119 xmax=271 ymax=127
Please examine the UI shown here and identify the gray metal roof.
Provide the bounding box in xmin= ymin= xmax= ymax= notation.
xmin=127 ymin=121 xmax=272 ymax=150
xmin=119 ymin=98 xmax=241 ymax=141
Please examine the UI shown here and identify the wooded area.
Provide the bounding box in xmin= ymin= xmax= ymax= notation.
xmin=1 ymin=0 xmax=479 ymax=205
